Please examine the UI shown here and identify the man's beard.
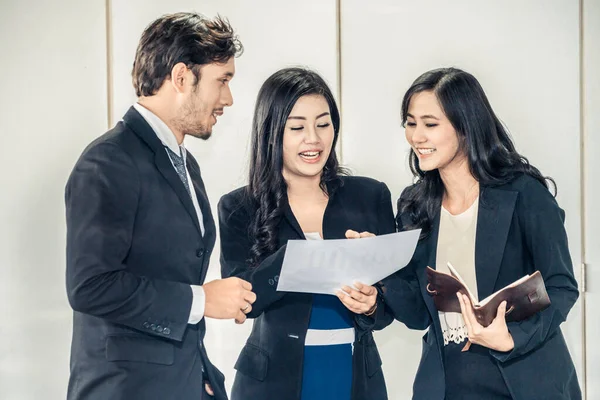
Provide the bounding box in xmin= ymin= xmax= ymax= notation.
xmin=173 ymin=97 xmax=212 ymax=140
xmin=186 ymin=126 xmax=212 ymax=141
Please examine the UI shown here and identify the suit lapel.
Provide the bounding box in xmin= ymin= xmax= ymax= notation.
xmin=188 ymin=162 xmax=217 ymax=283
xmin=426 ymin=211 xmax=441 ymax=273
xmin=420 ymin=210 xmax=442 ymax=319
xmin=283 ymin=202 xmax=306 ymax=239
xmin=154 ymin=151 xmax=203 ymax=236
xmin=414 ymin=210 xmax=446 ymax=351
xmin=187 ymin=158 xmax=215 ymax=247
xmin=123 ymin=107 xmax=203 ymax=237
xmin=475 ymin=187 xmax=518 ymax=299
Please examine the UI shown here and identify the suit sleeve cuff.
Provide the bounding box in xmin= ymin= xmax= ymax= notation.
xmin=489 ymin=323 xmax=526 ymax=362
xmin=188 ymin=285 xmax=205 ymax=324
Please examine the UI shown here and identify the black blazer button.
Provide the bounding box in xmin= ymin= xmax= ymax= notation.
xmin=150 ymin=324 xmax=156 ymax=331
xmin=156 ymin=325 xmax=163 ymax=333
xmin=269 ymin=279 xmax=274 ymax=286
xmin=196 ymin=248 xmax=205 ymax=257
xmin=163 ymin=327 xmax=171 ymax=335
xmin=143 ymin=322 xmax=150 ymax=329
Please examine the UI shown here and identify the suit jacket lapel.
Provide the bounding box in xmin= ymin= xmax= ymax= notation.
xmin=188 ymin=163 xmax=216 ymax=283
xmin=426 ymin=211 xmax=441 ymax=272
xmin=475 ymin=187 xmax=518 ymax=299
xmin=187 ymin=158 xmax=215 ymax=247
xmin=123 ymin=107 xmax=203 ymax=237
xmin=414 ymin=210 xmax=446 ymax=351
xmin=283 ymin=202 xmax=305 ymax=239
xmin=155 ymin=151 xmax=203 ymax=236
xmin=420 ymin=210 xmax=442 ymax=319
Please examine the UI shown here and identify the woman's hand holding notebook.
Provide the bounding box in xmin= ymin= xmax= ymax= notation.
xmin=426 ymin=262 xmax=551 ymax=328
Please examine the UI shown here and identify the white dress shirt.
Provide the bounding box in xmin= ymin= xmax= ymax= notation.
xmin=133 ymin=103 xmax=206 ymax=324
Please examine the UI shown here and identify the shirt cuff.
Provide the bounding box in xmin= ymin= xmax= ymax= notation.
xmin=188 ymin=285 xmax=206 ymax=324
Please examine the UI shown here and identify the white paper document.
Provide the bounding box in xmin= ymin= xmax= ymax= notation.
xmin=276 ymin=229 xmax=421 ymax=295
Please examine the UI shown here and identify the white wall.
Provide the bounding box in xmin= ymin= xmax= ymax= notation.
xmin=0 ymin=1 xmax=108 ymax=399
xmin=0 ymin=1 xmax=595 ymax=399
xmin=584 ymin=0 xmax=600 ymax=398
xmin=340 ymin=1 xmax=583 ymax=397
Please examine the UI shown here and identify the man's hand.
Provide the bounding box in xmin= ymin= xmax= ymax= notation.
xmin=203 ymin=277 xmax=256 ymax=324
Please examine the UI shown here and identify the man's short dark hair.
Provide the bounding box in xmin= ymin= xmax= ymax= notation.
xmin=132 ymin=12 xmax=243 ymax=97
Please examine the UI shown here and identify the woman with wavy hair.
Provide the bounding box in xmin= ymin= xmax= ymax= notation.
xmin=218 ymin=67 xmax=394 ymax=400
xmin=383 ymin=67 xmax=580 ymax=399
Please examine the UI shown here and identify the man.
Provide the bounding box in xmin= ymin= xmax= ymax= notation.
xmin=65 ymin=12 xmax=255 ymax=400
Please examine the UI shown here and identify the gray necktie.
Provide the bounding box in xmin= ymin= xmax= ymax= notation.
xmin=165 ymin=146 xmax=191 ymax=196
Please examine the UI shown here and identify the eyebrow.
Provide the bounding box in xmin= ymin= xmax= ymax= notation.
xmin=287 ymin=112 xmax=330 ymax=120
xmin=220 ymin=72 xmax=234 ymax=78
xmin=406 ymin=113 xmax=439 ymax=120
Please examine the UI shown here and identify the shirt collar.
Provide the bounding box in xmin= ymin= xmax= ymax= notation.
xmin=133 ymin=103 xmax=186 ymax=158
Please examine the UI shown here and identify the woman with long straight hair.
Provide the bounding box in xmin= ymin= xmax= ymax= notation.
xmin=383 ymin=67 xmax=581 ymax=399
xmin=218 ymin=67 xmax=394 ymax=400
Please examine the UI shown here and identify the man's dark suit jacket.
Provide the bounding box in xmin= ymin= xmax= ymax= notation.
xmin=65 ymin=107 xmax=225 ymax=400
xmin=383 ymin=174 xmax=581 ymax=400
xmin=218 ymin=176 xmax=396 ymax=400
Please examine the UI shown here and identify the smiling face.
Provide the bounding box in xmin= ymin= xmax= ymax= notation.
xmin=281 ymin=94 xmax=335 ymax=181
xmin=171 ymin=57 xmax=235 ymax=140
xmin=404 ymin=90 xmax=465 ymax=172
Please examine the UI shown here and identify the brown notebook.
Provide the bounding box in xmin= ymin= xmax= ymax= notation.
xmin=426 ymin=262 xmax=551 ymax=327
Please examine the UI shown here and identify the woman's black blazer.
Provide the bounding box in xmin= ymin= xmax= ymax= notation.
xmin=383 ymin=174 xmax=581 ymax=400
xmin=218 ymin=176 xmax=396 ymax=400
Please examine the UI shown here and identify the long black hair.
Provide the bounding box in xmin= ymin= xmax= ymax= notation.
xmin=399 ymin=67 xmax=555 ymax=237
xmin=245 ymin=67 xmax=346 ymax=266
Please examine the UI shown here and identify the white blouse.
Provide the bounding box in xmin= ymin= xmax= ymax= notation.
xmin=435 ymin=198 xmax=479 ymax=346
